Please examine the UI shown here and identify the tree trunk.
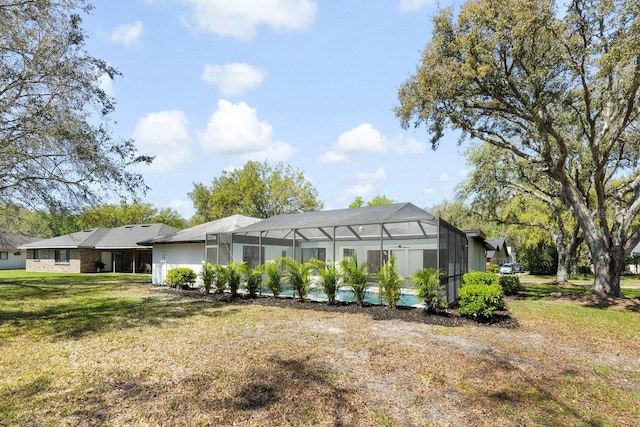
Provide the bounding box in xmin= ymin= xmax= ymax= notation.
xmin=590 ymin=245 xmax=624 ymax=297
xmin=555 ymin=242 xmax=570 ymax=284
xmin=556 ymin=263 xmax=570 ymax=284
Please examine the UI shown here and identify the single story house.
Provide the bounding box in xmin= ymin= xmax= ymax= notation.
xmin=486 ymin=238 xmax=511 ymax=266
xmin=19 ymin=224 xmax=178 ymax=273
xmin=139 ymin=214 xmax=261 ymax=285
xmin=139 ymin=204 xmax=491 ymax=304
xmin=0 ymin=229 xmax=39 ymax=270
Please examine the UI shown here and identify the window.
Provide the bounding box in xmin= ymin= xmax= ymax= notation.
xmin=242 ymin=245 xmax=263 ymax=267
xmin=206 ymin=247 xmax=218 ymax=264
xmin=367 ymin=250 xmax=389 ymax=274
xmin=0 ymin=251 xmax=7 ymax=260
xmin=302 ymin=248 xmax=326 ymax=262
xmin=423 ymin=249 xmax=437 ymax=269
xmin=32 ymin=249 xmax=41 ymax=260
xmin=55 ymin=249 xmax=70 ymax=263
xmin=343 ymin=248 xmax=355 ymax=258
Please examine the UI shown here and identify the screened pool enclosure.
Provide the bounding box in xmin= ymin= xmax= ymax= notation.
xmin=207 ymin=203 xmax=468 ymax=304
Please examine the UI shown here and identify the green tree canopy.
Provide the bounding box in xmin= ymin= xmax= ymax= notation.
xmin=77 ymin=201 xmax=186 ymax=229
xmin=460 ymin=142 xmax=583 ymax=283
xmin=0 ymin=1 xmax=151 ymax=212
xmin=349 ymin=195 xmax=394 ymax=208
xmin=189 ymin=161 xmax=323 ymax=223
xmin=396 ymin=0 xmax=640 ymax=297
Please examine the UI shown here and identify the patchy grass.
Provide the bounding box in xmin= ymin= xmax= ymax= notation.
xmin=521 ymin=272 xmax=640 ymax=287
xmin=518 ymin=279 xmax=640 ymax=300
xmin=1 ymin=272 xmax=639 ymax=426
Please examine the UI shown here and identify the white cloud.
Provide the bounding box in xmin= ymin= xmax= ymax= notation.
xmin=340 ymin=167 xmax=388 ymax=201
xmin=201 ymin=63 xmax=264 ymax=95
xmin=423 ymin=187 xmax=438 ymax=195
xmin=354 ymin=167 xmax=388 ymax=184
xmin=397 ymin=0 xmax=435 ymax=12
xmin=168 ymin=198 xmax=195 ymax=218
xmin=198 ymin=99 xmax=297 ymax=162
xmin=439 ymin=173 xmax=452 ymax=182
xmin=108 ymin=21 xmax=143 ymax=48
xmin=335 ymin=123 xmax=385 ymax=153
xmin=317 ymin=150 xmax=349 ymax=164
xmin=317 ymin=123 xmax=425 ymax=163
xmin=98 ymin=73 xmax=114 ymax=97
xmin=132 ymin=110 xmax=193 ymax=173
xmin=180 ymin=0 xmax=317 ymax=41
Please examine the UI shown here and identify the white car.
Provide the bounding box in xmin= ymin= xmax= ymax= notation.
xmin=499 ymin=263 xmax=515 ymax=274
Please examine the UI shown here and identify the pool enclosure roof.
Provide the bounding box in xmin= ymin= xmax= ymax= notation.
xmin=232 ymin=203 xmax=441 ymax=242
xmin=140 ymin=215 xmax=260 ymax=245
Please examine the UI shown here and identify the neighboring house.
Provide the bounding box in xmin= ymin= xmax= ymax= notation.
xmin=486 ymin=238 xmax=511 ymax=266
xmin=464 ymin=230 xmax=494 ymax=272
xmin=139 ymin=215 xmax=261 ymax=286
xmin=19 ymin=224 xmax=178 ymax=274
xmin=0 ymin=230 xmax=39 ymax=270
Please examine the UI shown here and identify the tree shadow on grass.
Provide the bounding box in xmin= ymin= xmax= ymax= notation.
xmin=470 ymin=355 xmax=608 ymax=426
xmin=0 ymin=285 xmax=237 ymax=341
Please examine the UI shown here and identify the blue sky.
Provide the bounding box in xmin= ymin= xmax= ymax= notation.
xmin=83 ymin=0 xmax=467 ymax=219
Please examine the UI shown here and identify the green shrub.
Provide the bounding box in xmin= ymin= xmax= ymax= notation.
xmin=458 ymin=283 xmax=504 ymax=320
xmin=264 ymin=260 xmax=283 ymax=297
xmin=245 ymin=264 xmax=264 ymax=298
xmin=486 ymin=264 xmax=499 ymax=274
xmin=377 ymin=255 xmax=403 ymax=309
xmin=576 ymin=263 xmax=592 ymax=275
xmin=412 ymin=268 xmax=446 ymax=313
xmin=199 ymin=263 xmax=217 ymax=294
xmin=462 ymin=271 xmax=499 ymax=286
xmin=318 ymin=264 xmax=340 ymax=305
xmin=498 ymin=274 xmax=520 ymax=296
xmin=166 ymin=267 xmax=197 ymax=289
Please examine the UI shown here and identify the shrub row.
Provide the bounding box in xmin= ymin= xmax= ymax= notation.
xmin=168 ymin=263 xmax=519 ymax=321
xmin=166 ymin=257 xmax=450 ymax=311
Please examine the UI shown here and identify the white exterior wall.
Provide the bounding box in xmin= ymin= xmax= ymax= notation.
xmin=467 ymin=240 xmax=487 ymax=272
xmin=152 ymin=243 xmax=206 ymax=285
xmin=0 ymin=250 xmax=27 ymax=269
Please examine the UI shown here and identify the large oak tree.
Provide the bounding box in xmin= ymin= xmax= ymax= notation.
xmin=0 ymin=1 xmax=151 ymax=212
xmin=397 ymin=0 xmax=640 ymax=297
xmin=189 ymin=161 xmax=323 ymax=223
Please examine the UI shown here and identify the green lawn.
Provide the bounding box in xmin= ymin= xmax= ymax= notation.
xmin=1 ymin=271 xmax=639 ymax=426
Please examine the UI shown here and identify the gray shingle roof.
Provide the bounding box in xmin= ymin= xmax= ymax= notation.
xmin=0 ymin=229 xmax=40 ymax=250
xmin=140 ymin=215 xmax=261 ymax=245
xmin=232 ymin=203 xmax=439 ymax=241
xmin=18 ymin=224 xmax=178 ymax=250
xmin=96 ymin=224 xmax=179 ymax=249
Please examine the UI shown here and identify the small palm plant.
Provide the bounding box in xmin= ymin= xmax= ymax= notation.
xmin=199 ymin=262 xmax=217 ymax=294
xmin=216 ymin=260 xmax=245 ymax=298
xmin=244 ymin=264 xmax=264 ymax=298
xmin=377 ymin=255 xmax=404 ymax=309
xmin=412 ymin=268 xmax=446 ymax=313
xmin=213 ymin=263 xmax=227 ymax=293
xmin=339 ymin=255 xmax=371 ymax=306
xmin=318 ymin=263 xmax=340 ymax=305
xmin=282 ymin=258 xmax=320 ymax=302
xmin=264 ymin=259 xmax=284 ymax=298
